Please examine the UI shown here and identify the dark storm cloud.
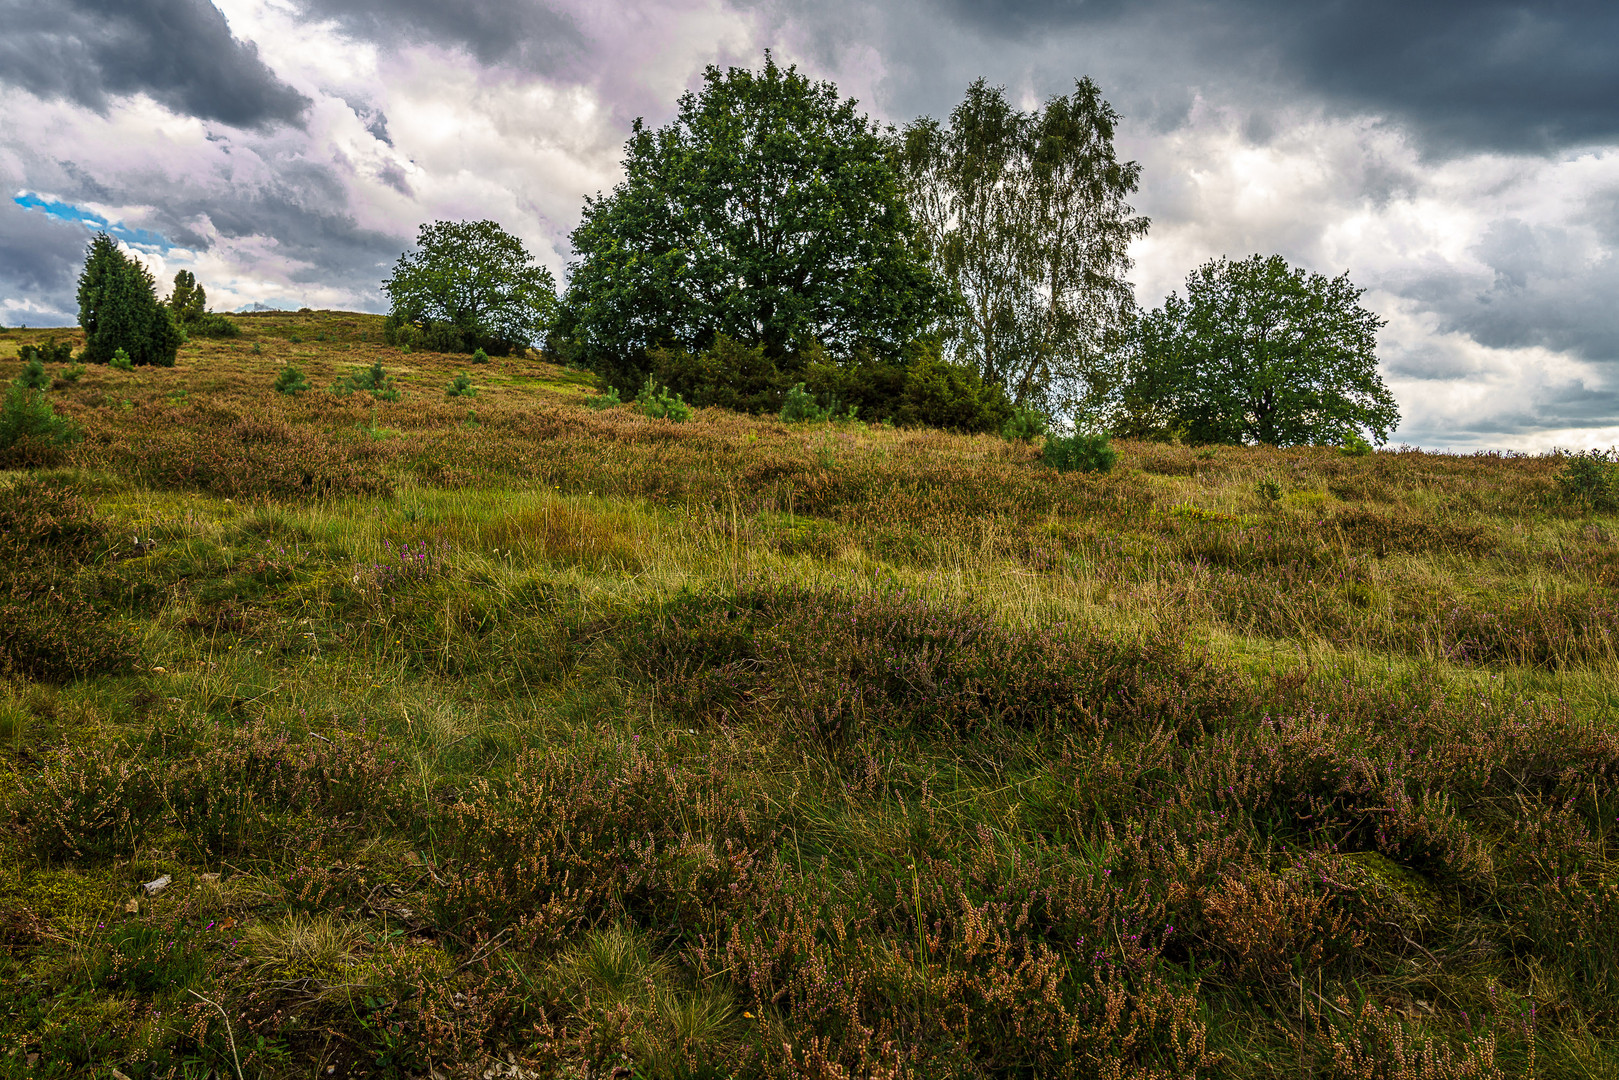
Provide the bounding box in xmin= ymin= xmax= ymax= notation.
xmin=0 ymin=0 xmax=309 ymax=129
xmin=298 ymin=0 xmax=583 ymax=71
xmin=930 ymin=0 xmax=1619 ymax=153
xmin=0 ymin=198 xmax=90 ymax=316
xmin=1386 ymin=219 xmax=1619 ymax=365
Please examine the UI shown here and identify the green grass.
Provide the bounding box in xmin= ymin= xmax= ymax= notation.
xmin=0 ymin=311 xmax=1615 ymax=1077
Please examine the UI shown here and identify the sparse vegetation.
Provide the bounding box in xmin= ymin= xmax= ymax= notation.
xmin=0 ymin=311 xmax=1616 ymax=1079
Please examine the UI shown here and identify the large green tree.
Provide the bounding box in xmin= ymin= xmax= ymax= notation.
xmin=76 ymin=234 xmax=182 ymax=367
xmin=1126 ymin=254 xmax=1400 ymax=446
xmin=555 ymin=54 xmax=946 ymax=390
xmin=898 ymin=78 xmax=1148 ymax=419
xmin=383 ymin=220 xmax=557 ymax=355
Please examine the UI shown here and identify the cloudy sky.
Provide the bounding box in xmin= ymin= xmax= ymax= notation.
xmin=2 ymin=0 xmax=1616 ymax=449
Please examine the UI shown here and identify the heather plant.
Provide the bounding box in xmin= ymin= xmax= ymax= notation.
xmin=2 ymin=307 xmax=1617 ymax=1079
xmin=1556 ymin=448 xmax=1618 ymax=510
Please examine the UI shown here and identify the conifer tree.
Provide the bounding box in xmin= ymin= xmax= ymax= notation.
xmin=76 ymin=234 xmax=182 ymax=367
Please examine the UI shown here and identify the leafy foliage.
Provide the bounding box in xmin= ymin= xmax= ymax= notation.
xmin=1041 ymin=429 xmax=1117 ymax=473
xmin=899 ymin=78 xmax=1148 ymax=418
xmin=383 ymin=219 xmax=557 ymax=355
xmin=1127 ymin=254 xmax=1400 ymax=446
xmin=557 ymin=55 xmax=945 ymax=391
xmin=76 ymin=233 xmax=182 ymax=367
xmin=1556 ymin=449 xmax=1618 ymax=510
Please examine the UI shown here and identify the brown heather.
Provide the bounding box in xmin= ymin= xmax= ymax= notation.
xmin=0 ymin=312 xmax=1613 ymax=1077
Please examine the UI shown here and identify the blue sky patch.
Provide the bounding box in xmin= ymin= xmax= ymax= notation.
xmin=14 ymin=191 xmax=171 ymax=251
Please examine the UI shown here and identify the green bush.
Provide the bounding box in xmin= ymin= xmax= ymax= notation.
xmin=635 ymin=377 xmax=692 ymax=422
xmin=652 ymin=335 xmax=789 ymax=414
xmin=109 ymin=348 xmax=133 ymax=372
xmin=334 ymin=361 xmax=400 ymax=402
xmin=446 ymin=372 xmax=477 ymax=398
xmin=18 ymin=339 xmax=75 ymax=366
xmin=0 ymin=384 xmax=84 ymax=466
xmin=807 ymin=342 xmax=1011 ymax=433
xmin=1001 ymin=405 xmax=1048 ymax=442
xmin=273 ymin=364 xmax=310 ymax=395
xmin=780 ymin=382 xmax=851 ymax=423
xmin=1340 ymin=433 xmax=1374 ymax=457
xmin=585 ymin=385 xmax=622 ymax=410
xmin=471 ymin=347 xmax=490 ymax=364
xmin=1041 ymin=430 xmax=1116 ymax=474
xmin=1557 ymin=450 xmax=1618 ymax=511
xmin=54 ymin=363 xmax=85 ymax=387
xmin=16 ymin=358 xmax=49 ymax=391
xmin=191 ymin=312 xmax=240 ymax=338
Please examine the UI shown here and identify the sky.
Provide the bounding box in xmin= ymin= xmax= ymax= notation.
xmin=1 ymin=0 xmax=1617 ymax=450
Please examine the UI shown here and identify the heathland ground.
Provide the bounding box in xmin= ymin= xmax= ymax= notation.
xmin=1 ymin=311 xmax=1616 ymax=1078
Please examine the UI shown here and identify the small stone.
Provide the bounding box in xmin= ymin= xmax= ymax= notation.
xmin=142 ymin=874 xmax=172 ymax=896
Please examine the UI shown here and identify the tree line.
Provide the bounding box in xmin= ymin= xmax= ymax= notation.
xmin=66 ymin=55 xmax=1399 ymax=447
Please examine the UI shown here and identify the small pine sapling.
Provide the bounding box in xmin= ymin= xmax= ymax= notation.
xmin=446 ymin=372 xmax=477 ymax=398
xmin=471 ymin=347 xmax=490 ymax=364
xmin=635 ymin=377 xmax=692 ymax=422
xmin=586 ymin=385 xmax=622 ymax=410
xmin=1001 ymin=406 xmax=1048 ymax=443
xmin=109 ymin=348 xmax=134 ymax=372
xmin=1041 ymin=430 xmax=1116 ymax=474
xmin=16 ymin=357 xmax=49 ymax=390
xmin=274 ymin=365 xmax=311 ymax=395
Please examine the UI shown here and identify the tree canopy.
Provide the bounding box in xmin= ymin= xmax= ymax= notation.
xmin=76 ymin=234 xmax=182 ymax=367
xmin=555 ymin=54 xmax=945 ymax=391
xmin=898 ymin=78 xmax=1148 ymax=419
xmin=383 ymin=220 xmax=557 ymax=355
xmin=1124 ymin=254 xmax=1400 ymax=446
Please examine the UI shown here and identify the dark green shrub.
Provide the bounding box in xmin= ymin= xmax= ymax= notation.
xmin=191 ymin=312 xmax=240 ymax=338
xmin=446 ymin=372 xmax=477 ymax=398
xmin=0 ymin=384 xmax=83 ymax=466
xmin=808 ymin=342 xmax=1011 ymax=433
xmin=273 ymin=364 xmax=310 ymax=395
xmin=16 ymin=357 xmax=49 ymax=390
xmin=780 ymin=382 xmax=839 ymax=423
xmin=471 ymin=347 xmax=490 ymax=364
xmin=635 ymin=377 xmax=692 ymax=422
xmin=1001 ymin=405 xmax=1048 ymax=442
xmin=1041 ymin=430 xmax=1116 ymax=474
xmin=1340 ymin=433 xmax=1373 ymax=457
xmin=76 ymin=233 xmax=182 ymax=367
xmin=18 ymin=339 xmax=74 ymax=365
xmin=652 ymin=335 xmax=789 ymax=414
xmin=1557 ymin=450 xmax=1618 ymax=511
xmin=53 ymin=363 xmax=85 ymax=388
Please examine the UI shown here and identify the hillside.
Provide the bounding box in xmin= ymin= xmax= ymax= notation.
xmin=1 ymin=311 xmax=1616 ymax=1078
